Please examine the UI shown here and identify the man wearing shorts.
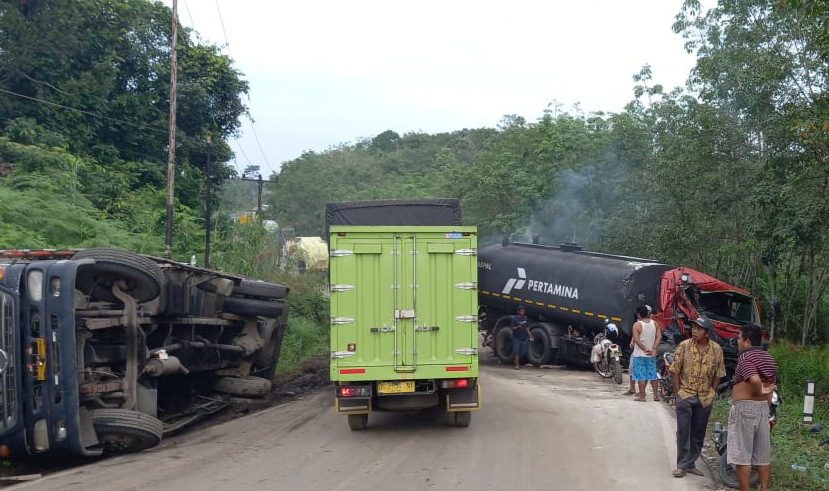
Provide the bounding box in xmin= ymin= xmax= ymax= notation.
xmin=729 ymin=324 xmax=777 ymax=491
xmin=631 ymin=305 xmax=661 ymax=401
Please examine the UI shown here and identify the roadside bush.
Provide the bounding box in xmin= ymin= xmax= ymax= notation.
xmin=275 ymin=313 xmax=329 ymax=376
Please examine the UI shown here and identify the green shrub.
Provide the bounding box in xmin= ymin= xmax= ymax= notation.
xmin=275 ymin=313 xmax=329 ymax=376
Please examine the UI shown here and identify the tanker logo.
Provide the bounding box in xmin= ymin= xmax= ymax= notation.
xmin=501 ymin=267 xmax=579 ymax=300
xmin=502 ymin=268 xmax=527 ymax=294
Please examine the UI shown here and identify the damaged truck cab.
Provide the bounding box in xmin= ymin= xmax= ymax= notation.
xmin=0 ymin=249 xmax=288 ymax=458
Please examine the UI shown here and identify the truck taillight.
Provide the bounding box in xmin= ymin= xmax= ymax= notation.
xmin=338 ymin=385 xmax=371 ymax=398
xmin=440 ymin=378 xmax=470 ymax=389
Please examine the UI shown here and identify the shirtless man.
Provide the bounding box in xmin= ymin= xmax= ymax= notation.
xmin=729 ymin=324 xmax=778 ymax=491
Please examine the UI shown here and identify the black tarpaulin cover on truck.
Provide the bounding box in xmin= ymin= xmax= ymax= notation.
xmin=325 ymin=199 xmax=462 ymax=227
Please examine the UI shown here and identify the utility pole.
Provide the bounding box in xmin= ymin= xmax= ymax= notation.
xmin=204 ymin=135 xmax=212 ymax=268
xmin=257 ymin=173 xmax=263 ymax=219
xmin=164 ymin=0 xmax=179 ymax=259
xmin=240 ymin=173 xmax=265 ymax=220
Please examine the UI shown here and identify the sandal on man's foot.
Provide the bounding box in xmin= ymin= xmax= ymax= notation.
xmin=623 ymin=390 xmax=637 ymax=395
xmin=653 ymin=395 xmax=661 ymax=401
xmin=634 ymin=396 xmax=647 ymax=402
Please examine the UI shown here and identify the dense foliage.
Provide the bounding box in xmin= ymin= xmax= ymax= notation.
xmin=2 ymin=0 xmax=828 ymax=346
xmin=0 ymin=0 xmax=247 ymax=261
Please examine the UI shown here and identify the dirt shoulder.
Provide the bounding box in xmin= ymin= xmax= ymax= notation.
xmin=0 ymin=356 xmax=332 ymax=484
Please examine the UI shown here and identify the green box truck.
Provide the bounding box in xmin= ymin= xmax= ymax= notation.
xmin=327 ymin=200 xmax=480 ymax=430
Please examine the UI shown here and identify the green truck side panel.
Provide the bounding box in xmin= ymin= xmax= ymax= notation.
xmin=329 ymin=226 xmax=479 ymax=382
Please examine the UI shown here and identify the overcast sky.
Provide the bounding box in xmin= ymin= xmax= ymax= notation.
xmin=163 ymin=0 xmax=712 ymax=175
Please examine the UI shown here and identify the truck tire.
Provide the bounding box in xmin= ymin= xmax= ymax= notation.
xmin=222 ymin=297 xmax=285 ymax=318
xmin=232 ymin=280 xmax=289 ymax=300
xmin=213 ymin=376 xmax=272 ymax=397
xmin=494 ymin=325 xmax=514 ymax=364
xmin=91 ymin=409 xmax=163 ymax=453
xmin=612 ymin=359 xmax=623 ymax=384
xmin=73 ymin=248 xmax=164 ymax=303
xmin=252 ymin=320 xmax=287 ymax=381
xmin=348 ymin=414 xmax=368 ymax=431
xmin=453 ymin=411 xmax=471 ymax=428
xmin=527 ymin=326 xmax=552 ymax=366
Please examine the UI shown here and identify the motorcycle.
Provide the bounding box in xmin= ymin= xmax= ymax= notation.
xmin=713 ymin=388 xmax=781 ymax=488
xmin=590 ymin=320 xmax=623 ymax=384
xmin=658 ymin=350 xmax=676 ymax=402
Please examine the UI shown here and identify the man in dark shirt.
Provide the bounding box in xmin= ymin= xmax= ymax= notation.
xmin=511 ymin=305 xmax=532 ymax=370
xmin=729 ymin=324 xmax=778 ymax=491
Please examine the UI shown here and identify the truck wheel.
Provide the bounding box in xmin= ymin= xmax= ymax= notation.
xmin=252 ymin=320 xmax=287 ymax=381
xmin=612 ymin=359 xmax=623 ymax=384
xmin=718 ymin=452 xmax=758 ymax=488
xmin=347 ymin=414 xmax=368 ymax=431
xmin=222 ymin=297 xmax=285 ymax=318
xmin=453 ymin=411 xmax=471 ymax=428
xmin=232 ymin=280 xmax=289 ymax=300
xmin=91 ymin=409 xmax=163 ymax=453
xmin=73 ymin=248 xmax=164 ymax=303
xmin=213 ymin=376 xmax=272 ymax=397
xmin=527 ymin=327 xmax=552 ymax=366
xmin=494 ymin=325 xmax=514 ymax=364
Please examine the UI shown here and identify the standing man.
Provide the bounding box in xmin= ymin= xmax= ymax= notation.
xmin=729 ymin=324 xmax=777 ymax=491
xmin=626 ymin=305 xmax=658 ymax=396
xmin=668 ymin=316 xmax=726 ymax=478
xmin=631 ymin=305 xmax=661 ymax=401
xmin=511 ymin=305 xmax=532 ymax=370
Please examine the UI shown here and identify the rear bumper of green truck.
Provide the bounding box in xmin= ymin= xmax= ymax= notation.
xmin=335 ymin=378 xmax=481 ymax=415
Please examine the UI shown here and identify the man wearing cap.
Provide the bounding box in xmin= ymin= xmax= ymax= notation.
xmin=511 ymin=305 xmax=532 ymax=370
xmin=668 ymin=315 xmax=726 ymax=478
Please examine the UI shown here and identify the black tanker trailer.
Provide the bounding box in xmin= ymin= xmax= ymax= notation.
xmin=477 ymin=241 xmax=761 ymax=368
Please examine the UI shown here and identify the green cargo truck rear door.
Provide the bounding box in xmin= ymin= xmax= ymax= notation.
xmin=330 ymin=226 xmax=478 ymax=380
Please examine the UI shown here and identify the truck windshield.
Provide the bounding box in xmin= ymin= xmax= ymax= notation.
xmin=690 ymin=289 xmax=757 ymax=325
xmin=0 ymin=291 xmax=16 ymax=430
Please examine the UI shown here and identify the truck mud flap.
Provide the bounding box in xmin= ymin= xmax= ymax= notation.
xmin=336 ymin=397 xmax=371 ymax=415
xmin=445 ymin=384 xmax=481 ymax=412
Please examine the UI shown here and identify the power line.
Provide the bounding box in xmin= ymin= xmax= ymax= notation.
xmin=213 ymin=0 xmax=275 ymax=177
xmin=213 ymin=0 xmax=233 ymax=61
xmin=0 ymin=86 xmax=203 ymax=149
xmin=248 ymin=118 xmax=274 ymax=174
xmin=233 ymin=139 xmax=255 ymax=169
xmin=182 ymin=0 xmax=195 ymax=29
xmin=0 ymin=87 xmax=168 ymax=136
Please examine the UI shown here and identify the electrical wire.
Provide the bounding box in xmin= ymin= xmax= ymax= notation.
xmin=213 ymin=0 xmax=276 ymax=177
xmin=0 ymin=87 xmax=203 ymax=149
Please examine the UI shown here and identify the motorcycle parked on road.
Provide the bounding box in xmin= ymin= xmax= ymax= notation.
xmin=590 ymin=320 xmax=623 ymax=384
xmin=713 ymin=388 xmax=781 ymax=488
xmin=658 ymin=350 xmax=676 ymax=401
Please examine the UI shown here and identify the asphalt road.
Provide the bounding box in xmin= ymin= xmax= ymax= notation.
xmin=15 ymin=358 xmax=719 ymax=491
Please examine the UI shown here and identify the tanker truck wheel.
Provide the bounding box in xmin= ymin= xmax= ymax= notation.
xmin=527 ymin=327 xmax=552 ymax=366
xmin=494 ymin=324 xmax=515 ymax=365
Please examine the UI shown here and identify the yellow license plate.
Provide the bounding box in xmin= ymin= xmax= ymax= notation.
xmin=34 ymin=337 xmax=47 ymax=381
xmin=377 ymin=380 xmax=415 ymax=394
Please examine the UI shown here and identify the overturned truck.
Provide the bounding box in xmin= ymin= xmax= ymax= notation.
xmin=0 ymin=248 xmax=288 ymax=457
xmin=478 ymin=242 xmax=760 ymax=371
